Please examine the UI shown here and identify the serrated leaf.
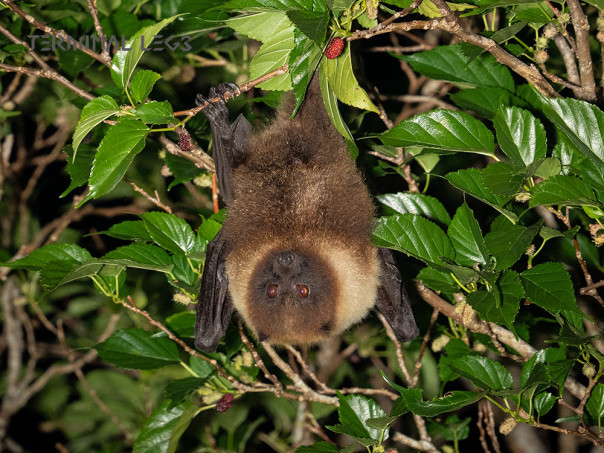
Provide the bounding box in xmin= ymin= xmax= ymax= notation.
xmin=484 ymin=221 xmax=540 ymax=270
xmin=104 ymin=243 xmax=173 ymax=268
xmin=449 ymin=355 xmax=513 ymax=390
xmin=448 ymin=202 xmax=489 ymax=266
xmin=466 ymin=271 xmax=522 ymax=332
xmin=381 ymin=110 xmax=494 ymax=155
xmin=289 ymin=28 xmax=322 ymax=114
xmin=323 ymin=44 xmax=378 ymax=113
xmin=102 ymin=220 xmax=153 ymax=241
xmin=494 ymin=106 xmax=546 ymax=168
xmin=418 ymin=0 xmax=476 ymax=17
xmin=449 ymin=86 xmax=513 ymax=119
xmin=133 ymin=402 xmax=196 ymax=453
xmin=1 ymin=244 xmax=91 ymax=270
xmin=164 ymin=152 xmax=203 ymax=190
xmin=529 ymin=175 xmax=598 ymax=207
xmin=586 ymin=384 xmax=604 ymax=423
xmin=141 ymin=212 xmax=197 ymax=255
xmin=61 ymin=144 xmax=96 ymax=197
xmin=84 ymin=119 xmax=149 ymax=203
xmin=416 ymin=267 xmax=460 ymax=294
xmin=538 ymin=96 xmax=604 ymax=167
xmin=287 ymin=10 xmax=328 ymax=44
xmin=398 ymin=388 xmax=483 ymax=417
xmin=377 ymin=192 xmax=451 ymax=226
xmin=166 ymin=312 xmax=196 ymax=338
xmin=221 ymin=0 xmax=314 ymax=10
xmin=134 ymin=100 xmax=176 ymax=125
xmin=72 ymin=95 xmax=120 ymax=158
xmin=534 ymin=392 xmax=557 ymax=417
xmin=164 ymin=377 xmax=206 ymax=403
xmin=318 ymin=69 xmax=358 ymax=158
xmin=295 ymin=442 xmax=340 ymax=452
xmin=521 ymin=262 xmax=580 ymax=315
xmin=401 ymin=44 xmax=514 ymax=91
xmin=111 ymin=15 xmax=181 ymax=90
xmin=95 ymin=328 xmax=180 ymax=369
xmin=446 ymin=168 xmax=517 ymax=223
xmin=373 ymin=214 xmax=455 ymax=271
xmin=480 ymin=162 xmax=524 ymax=197
xmin=330 ymin=392 xmax=388 ymax=442
xmin=239 ymin=12 xmax=294 ymax=90
xmin=131 ymin=70 xmax=162 ymax=103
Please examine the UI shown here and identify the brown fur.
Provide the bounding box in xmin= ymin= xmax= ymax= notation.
xmin=222 ymin=80 xmax=380 ymax=344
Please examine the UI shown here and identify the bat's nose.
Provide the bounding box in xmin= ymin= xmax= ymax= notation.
xmin=275 ymin=251 xmax=295 ymax=267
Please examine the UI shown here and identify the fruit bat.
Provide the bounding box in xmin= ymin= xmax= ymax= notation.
xmin=193 ymin=76 xmax=419 ymax=352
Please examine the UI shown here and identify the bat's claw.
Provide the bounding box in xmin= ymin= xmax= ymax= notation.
xmin=195 ymin=82 xmax=240 ymax=108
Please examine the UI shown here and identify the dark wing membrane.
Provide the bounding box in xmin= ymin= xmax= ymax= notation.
xmin=194 ymin=229 xmax=234 ymax=352
xmin=375 ymin=247 xmax=419 ymax=342
xmin=199 ymin=86 xmax=252 ymax=205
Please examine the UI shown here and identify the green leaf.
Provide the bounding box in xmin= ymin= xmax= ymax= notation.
xmin=221 ymin=0 xmax=314 ymax=10
xmin=164 ymin=153 xmax=203 ymax=190
xmin=529 ymin=175 xmax=598 ymax=207
xmin=103 ymin=243 xmax=173 ymax=270
xmin=449 ymin=355 xmax=513 ymax=390
xmin=446 ymin=168 xmax=517 ymax=222
xmin=166 ymin=312 xmax=196 ymax=338
xmin=480 ymin=162 xmax=524 ymax=197
xmin=130 ymin=70 xmax=162 ymax=104
xmin=373 ymin=215 xmax=455 ymax=270
xmin=233 ymin=12 xmax=294 ymax=91
xmin=133 ymin=402 xmax=196 ymax=453
xmin=521 ymin=262 xmax=580 ymax=315
xmin=401 ymin=44 xmax=514 ymax=91
xmin=84 ymin=119 xmax=149 ymax=203
xmin=520 ymin=349 xmax=550 ymax=388
xmin=295 ymin=442 xmax=340 ymax=452
xmin=586 ymin=384 xmax=604 ymax=424
xmin=164 ymin=377 xmax=206 ymax=403
xmin=323 ymin=44 xmax=378 ymax=113
xmin=95 ymin=328 xmax=181 ymax=369
xmin=318 ymin=69 xmax=358 ymax=158
xmin=289 ymin=28 xmax=322 ymax=114
xmin=134 ymin=101 xmax=176 ymax=125
xmin=72 ymin=95 xmax=120 ymax=157
xmin=111 ymin=15 xmax=181 ymax=90
xmin=377 ymin=193 xmax=451 ymax=226
xmin=1 ymin=244 xmax=91 ymax=270
xmin=416 ymin=267 xmax=460 ymax=294
xmin=328 ymin=392 xmax=388 ymax=443
xmin=449 ymin=86 xmax=513 ymax=119
xmin=534 ymin=392 xmax=557 ymax=417
xmin=172 ymin=253 xmax=197 ymax=286
xmin=538 ymin=96 xmax=604 ymax=167
xmin=102 ymin=220 xmax=153 ymax=241
xmin=484 ymin=221 xmax=540 ymax=270
xmin=466 ymin=271 xmax=522 ymax=332
xmin=61 ymin=144 xmax=96 ymax=197
xmin=381 ymin=110 xmax=494 ymax=155
xmin=141 ymin=212 xmax=198 ymax=255
xmin=398 ymin=388 xmax=483 ymax=417
xmin=448 ymin=202 xmax=489 ymax=266
xmin=287 ymin=10 xmax=328 ymax=44
xmin=493 ymin=106 xmax=546 ymax=168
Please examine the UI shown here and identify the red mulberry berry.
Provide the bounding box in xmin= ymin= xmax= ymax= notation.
xmin=178 ymin=130 xmax=190 ymax=151
xmin=325 ymin=38 xmax=345 ymax=59
xmin=216 ymin=393 xmax=234 ymax=412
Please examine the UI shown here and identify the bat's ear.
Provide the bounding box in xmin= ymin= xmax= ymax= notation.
xmin=375 ymin=248 xmax=419 ymax=342
xmin=194 ymin=229 xmax=234 ymax=352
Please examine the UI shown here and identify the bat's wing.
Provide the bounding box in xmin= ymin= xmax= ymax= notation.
xmin=194 ymin=229 xmax=234 ymax=352
xmin=375 ymin=248 xmax=420 ymax=342
xmin=196 ymin=84 xmax=252 ymax=205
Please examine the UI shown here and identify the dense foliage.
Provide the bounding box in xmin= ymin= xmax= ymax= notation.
xmin=1 ymin=0 xmax=604 ymax=452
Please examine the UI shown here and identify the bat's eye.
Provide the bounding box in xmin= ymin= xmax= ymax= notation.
xmin=267 ymin=284 xmax=279 ymax=298
xmin=296 ymin=284 xmax=310 ymax=298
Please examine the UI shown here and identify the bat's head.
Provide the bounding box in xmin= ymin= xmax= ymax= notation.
xmin=245 ymin=249 xmax=337 ymax=344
